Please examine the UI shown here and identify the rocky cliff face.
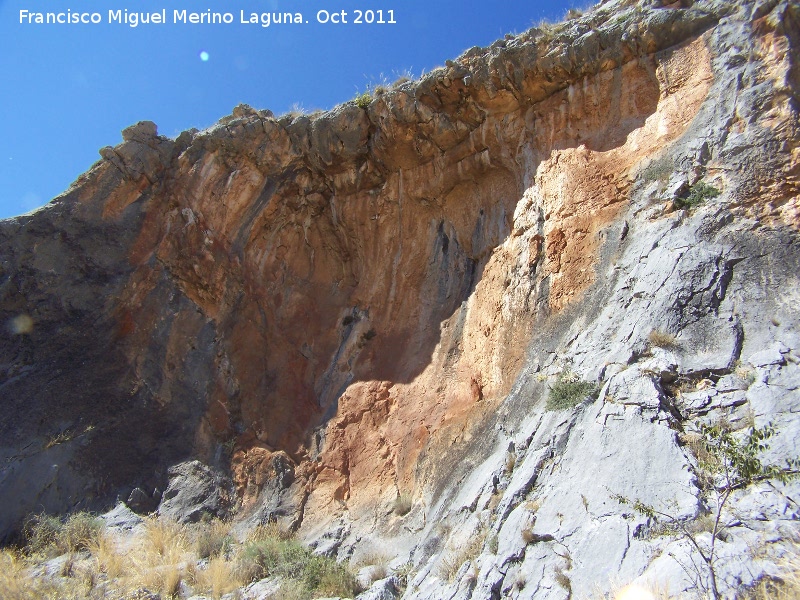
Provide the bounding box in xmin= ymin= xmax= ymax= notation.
xmin=1 ymin=0 xmax=799 ymax=597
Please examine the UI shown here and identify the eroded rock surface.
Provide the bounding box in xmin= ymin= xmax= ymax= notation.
xmin=1 ymin=0 xmax=799 ymax=597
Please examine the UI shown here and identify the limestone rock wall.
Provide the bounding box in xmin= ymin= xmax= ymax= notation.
xmin=0 ymin=0 xmax=798 ymax=596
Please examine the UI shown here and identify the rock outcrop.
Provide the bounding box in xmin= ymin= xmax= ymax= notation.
xmin=1 ymin=0 xmax=799 ymax=597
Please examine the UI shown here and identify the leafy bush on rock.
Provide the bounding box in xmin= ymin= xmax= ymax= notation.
xmin=546 ymin=373 xmax=599 ymax=411
xmin=676 ymin=181 xmax=721 ymax=209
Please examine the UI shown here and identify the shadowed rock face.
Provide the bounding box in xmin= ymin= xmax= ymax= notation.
xmin=1 ymin=2 xmax=799 ymax=594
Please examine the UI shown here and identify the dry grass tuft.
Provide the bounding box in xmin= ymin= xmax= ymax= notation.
xmin=514 ymin=572 xmax=527 ymax=590
xmin=62 ymin=513 xmax=104 ymax=553
xmin=505 ymin=452 xmax=516 ymax=473
xmin=438 ymin=533 xmax=485 ymax=582
xmin=487 ymin=491 xmax=503 ymax=511
xmin=525 ymin=498 xmax=542 ymax=512
xmin=648 ymin=329 xmax=680 ymax=350
xmin=246 ymin=521 xmax=294 ymax=543
xmin=90 ymin=531 xmax=126 ymax=580
xmin=735 ymin=363 xmax=758 ymax=385
xmin=678 ymin=430 xmax=722 ymax=490
xmin=744 ymin=540 xmax=800 ymax=600
xmin=23 ymin=512 xmax=104 ymax=558
xmin=392 ymin=494 xmax=413 ymax=516
xmin=351 ymin=547 xmax=391 ymax=572
xmin=141 ymin=517 xmax=186 ymax=557
xmin=22 ymin=513 xmax=62 ymax=556
xmin=521 ymin=528 xmax=535 ymax=544
xmin=193 ymin=555 xmax=243 ymax=599
xmin=0 ymin=549 xmax=37 ymax=600
xmin=193 ymin=518 xmax=232 ymax=559
xmin=350 ymin=547 xmax=390 ymax=588
xmin=122 ymin=517 xmax=191 ymax=597
xmin=554 ymin=567 xmax=571 ymax=593
xmin=0 ymin=548 xmax=94 ymax=600
xmin=521 ymin=528 xmax=555 ymax=545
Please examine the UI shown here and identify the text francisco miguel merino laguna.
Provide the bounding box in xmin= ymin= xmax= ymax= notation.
xmin=19 ymin=8 xmax=398 ymax=27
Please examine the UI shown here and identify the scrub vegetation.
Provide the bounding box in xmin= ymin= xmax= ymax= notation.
xmin=2 ymin=514 xmax=359 ymax=600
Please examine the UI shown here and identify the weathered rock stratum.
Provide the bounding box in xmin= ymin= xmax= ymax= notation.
xmin=1 ymin=0 xmax=799 ymax=597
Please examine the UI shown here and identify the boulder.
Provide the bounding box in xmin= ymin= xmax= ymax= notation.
xmin=157 ymin=460 xmax=232 ymax=523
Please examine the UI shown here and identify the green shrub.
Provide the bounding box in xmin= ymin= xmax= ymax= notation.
xmin=392 ymin=561 xmax=414 ymax=588
xmin=23 ymin=512 xmax=104 ymax=557
xmin=240 ymin=536 xmax=356 ymax=598
xmin=60 ymin=512 xmax=104 ymax=553
xmin=23 ymin=513 xmax=62 ymax=556
xmin=240 ymin=537 xmax=281 ymax=580
xmin=546 ymin=374 xmax=599 ymax=411
xmin=676 ymin=181 xmax=721 ymax=209
xmin=354 ymin=91 xmax=372 ymax=109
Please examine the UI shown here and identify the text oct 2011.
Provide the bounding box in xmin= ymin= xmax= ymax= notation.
xmin=17 ymin=8 xmax=398 ymax=28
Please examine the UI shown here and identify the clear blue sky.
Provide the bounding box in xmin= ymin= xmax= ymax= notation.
xmin=0 ymin=0 xmax=580 ymax=219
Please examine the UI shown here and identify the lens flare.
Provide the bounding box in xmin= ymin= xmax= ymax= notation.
xmin=8 ymin=314 xmax=33 ymax=335
xmin=615 ymin=585 xmax=657 ymax=600
xmin=199 ymin=51 xmax=210 ymax=62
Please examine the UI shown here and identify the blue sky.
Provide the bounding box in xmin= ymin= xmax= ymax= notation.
xmin=0 ymin=0 xmax=581 ymax=219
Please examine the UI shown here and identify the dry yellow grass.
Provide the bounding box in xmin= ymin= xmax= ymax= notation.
xmin=191 ymin=555 xmax=243 ymax=599
xmin=438 ymin=533 xmax=485 ymax=582
xmin=0 ymin=549 xmax=37 ymax=600
xmin=246 ymin=521 xmax=294 ymax=543
xmin=132 ymin=555 xmax=184 ymax=598
xmin=90 ymin=531 xmax=126 ymax=580
xmin=505 ymin=452 xmax=516 ymax=473
xmin=4 ymin=514 xmax=357 ymax=599
xmin=110 ymin=517 xmax=192 ymax=597
xmin=648 ymin=329 xmax=680 ymax=350
xmin=350 ymin=548 xmax=390 ymax=587
xmin=141 ymin=517 xmax=186 ymax=557
xmin=746 ymin=541 xmax=800 ymax=600
xmin=193 ymin=518 xmax=232 ymax=559
xmin=1 ymin=503 xmax=795 ymax=600
xmin=392 ymin=494 xmax=413 ymax=516
xmin=0 ymin=548 xmax=92 ymax=600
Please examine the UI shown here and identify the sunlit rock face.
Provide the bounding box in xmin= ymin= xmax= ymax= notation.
xmin=2 ymin=0 xmax=800 ymax=597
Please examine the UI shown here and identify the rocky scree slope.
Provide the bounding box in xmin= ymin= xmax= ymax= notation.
xmin=1 ymin=0 xmax=799 ymax=597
